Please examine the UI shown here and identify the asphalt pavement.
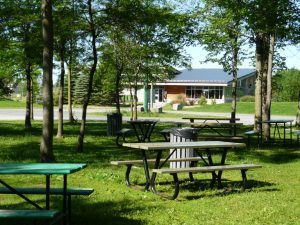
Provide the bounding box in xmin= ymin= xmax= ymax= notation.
xmin=0 ymin=106 xmax=296 ymax=125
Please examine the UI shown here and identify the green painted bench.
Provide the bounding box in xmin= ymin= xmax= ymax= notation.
xmin=0 ymin=209 xmax=62 ymax=224
xmin=151 ymin=164 xmax=262 ymax=200
xmin=0 ymin=187 xmax=93 ymax=222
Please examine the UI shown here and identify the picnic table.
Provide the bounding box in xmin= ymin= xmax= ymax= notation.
xmin=258 ymin=119 xmax=293 ymax=146
xmin=119 ymin=141 xmax=261 ymax=199
xmin=182 ymin=117 xmax=242 ymax=136
xmin=0 ymin=163 xmax=87 ymax=225
xmin=127 ymin=119 xmax=159 ymax=142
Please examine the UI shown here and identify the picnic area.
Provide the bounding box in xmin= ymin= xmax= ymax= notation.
xmin=1 ymin=0 xmax=300 ymax=224
xmin=0 ymin=116 xmax=299 ymax=225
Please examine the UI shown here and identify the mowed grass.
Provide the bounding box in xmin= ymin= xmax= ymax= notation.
xmin=0 ymin=121 xmax=299 ymax=225
xmin=181 ymin=102 xmax=298 ymax=116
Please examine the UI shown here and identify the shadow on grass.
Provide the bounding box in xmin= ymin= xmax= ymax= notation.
xmin=0 ymin=197 xmax=145 ymax=225
xmin=182 ymin=179 xmax=276 ymax=200
xmin=132 ymin=178 xmax=274 ymax=201
xmin=251 ymin=148 xmax=300 ymax=164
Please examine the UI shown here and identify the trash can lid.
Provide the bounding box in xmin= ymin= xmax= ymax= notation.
xmin=170 ymin=128 xmax=198 ymax=140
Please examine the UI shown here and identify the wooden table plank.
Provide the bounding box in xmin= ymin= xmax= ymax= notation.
xmin=122 ymin=141 xmax=245 ymax=150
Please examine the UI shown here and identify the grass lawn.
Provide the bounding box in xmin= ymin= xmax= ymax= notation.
xmin=0 ymin=121 xmax=299 ymax=225
xmin=179 ymin=102 xmax=298 ymax=116
xmin=0 ymin=99 xmax=41 ymax=108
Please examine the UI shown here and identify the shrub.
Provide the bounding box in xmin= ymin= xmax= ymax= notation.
xmin=240 ymin=95 xmax=255 ymax=102
xmin=198 ymin=96 xmax=207 ymax=105
xmin=211 ymin=98 xmax=217 ymax=105
xmin=172 ymin=94 xmax=187 ymax=105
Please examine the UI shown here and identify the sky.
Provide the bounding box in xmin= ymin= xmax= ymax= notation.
xmin=184 ymin=44 xmax=300 ymax=70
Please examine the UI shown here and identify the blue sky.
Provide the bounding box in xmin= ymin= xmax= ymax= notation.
xmin=185 ymin=44 xmax=300 ymax=70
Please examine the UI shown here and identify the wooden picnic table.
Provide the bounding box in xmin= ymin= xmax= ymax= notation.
xmin=182 ymin=117 xmax=240 ymax=123
xmin=122 ymin=141 xmax=246 ymax=198
xmin=0 ymin=163 xmax=87 ymax=225
xmin=258 ymin=119 xmax=293 ymax=146
xmin=127 ymin=119 xmax=159 ymax=142
xmin=182 ymin=117 xmax=242 ymax=136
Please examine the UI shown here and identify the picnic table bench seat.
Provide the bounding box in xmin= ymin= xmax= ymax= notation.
xmin=151 ymin=164 xmax=262 ymax=200
xmin=294 ymin=130 xmax=300 ymax=143
xmin=116 ymin=128 xmax=133 ymax=146
xmin=0 ymin=209 xmax=62 ymax=224
xmin=0 ymin=187 xmax=93 ymax=222
xmin=192 ymin=122 xmax=243 ymax=127
xmin=244 ymin=130 xmax=260 ymax=147
xmin=111 ymin=157 xmax=207 ymax=188
xmin=197 ymin=135 xmax=244 ymax=141
xmin=0 ymin=187 xmax=94 ymax=196
xmin=111 ymin=157 xmax=206 ymax=166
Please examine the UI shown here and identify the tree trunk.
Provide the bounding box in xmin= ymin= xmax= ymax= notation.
xmin=115 ymin=70 xmax=122 ymax=114
xmin=40 ymin=0 xmax=55 ymax=162
xmin=77 ymin=0 xmax=97 ymax=152
xmin=134 ymin=82 xmax=138 ymax=120
xmin=25 ymin=62 xmax=32 ymax=131
xmin=264 ymin=33 xmax=275 ymax=139
xmin=254 ymin=34 xmax=263 ymax=132
xmin=296 ymin=90 xmax=300 ymax=127
xmin=56 ymin=42 xmax=65 ymax=138
xmin=129 ymin=83 xmax=134 ymax=120
xmin=30 ymin=77 xmax=34 ymax=120
xmin=67 ymin=64 xmax=74 ymax=123
xmin=230 ymin=37 xmax=238 ymax=124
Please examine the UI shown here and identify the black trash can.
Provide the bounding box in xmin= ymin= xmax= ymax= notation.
xmin=170 ymin=128 xmax=198 ymax=168
xmin=107 ymin=113 xmax=122 ymax=136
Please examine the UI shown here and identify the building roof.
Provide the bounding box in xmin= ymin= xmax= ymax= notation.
xmin=168 ymin=68 xmax=255 ymax=84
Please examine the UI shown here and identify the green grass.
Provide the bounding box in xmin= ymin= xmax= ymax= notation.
xmin=0 ymin=121 xmax=299 ymax=225
xmin=180 ymin=102 xmax=298 ymax=116
xmin=0 ymin=99 xmax=42 ymax=108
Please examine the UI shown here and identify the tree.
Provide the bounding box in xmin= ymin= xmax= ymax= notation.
xmin=297 ymin=91 xmax=300 ymax=127
xmin=197 ymin=0 xmax=248 ymax=123
xmin=245 ymin=0 xmax=300 ymax=140
xmin=53 ymin=0 xmax=76 ymax=137
xmin=0 ymin=0 xmax=42 ymax=130
xmin=76 ymin=0 xmax=99 ymax=153
xmin=40 ymin=0 xmax=55 ymax=162
xmin=102 ymin=0 xmax=192 ymax=117
xmin=273 ymin=69 xmax=300 ymax=101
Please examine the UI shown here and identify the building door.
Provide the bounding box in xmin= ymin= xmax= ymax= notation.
xmin=154 ymin=86 xmax=164 ymax=102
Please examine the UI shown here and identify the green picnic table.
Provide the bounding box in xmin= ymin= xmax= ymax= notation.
xmin=0 ymin=163 xmax=87 ymax=225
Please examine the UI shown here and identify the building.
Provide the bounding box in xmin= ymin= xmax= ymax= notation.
xmin=122 ymin=68 xmax=256 ymax=107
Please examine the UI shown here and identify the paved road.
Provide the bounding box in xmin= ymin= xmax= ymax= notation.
xmin=0 ymin=107 xmax=295 ymax=125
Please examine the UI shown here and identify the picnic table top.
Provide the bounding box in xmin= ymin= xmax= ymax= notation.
xmin=0 ymin=163 xmax=87 ymax=175
xmin=259 ymin=119 xmax=294 ymax=123
xmin=182 ymin=117 xmax=240 ymax=121
xmin=122 ymin=141 xmax=245 ymax=150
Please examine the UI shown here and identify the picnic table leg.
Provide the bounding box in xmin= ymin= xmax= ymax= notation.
xmin=205 ymin=149 xmax=217 ymax=188
xmin=241 ymin=169 xmax=248 ymax=191
xmin=131 ymin=124 xmax=142 ymax=142
xmin=217 ymin=148 xmax=228 ymax=189
xmin=63 ymin=174 xmax=68 ymax=225
xmin=141 ymin=150 xmax=151 ymax=191
xmin=283 ymin=123 xmax=286 ymax=146
xmin=146 ymin=122 xmax=157 ymax=142
xmin=46 ymin=175 xmax=50 ymax=210
xmin=0 ymin=179 xmax=43 ymax=210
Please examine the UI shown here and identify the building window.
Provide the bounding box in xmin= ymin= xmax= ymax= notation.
xmin=186 ymin=86 xmax=223 ymax=99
